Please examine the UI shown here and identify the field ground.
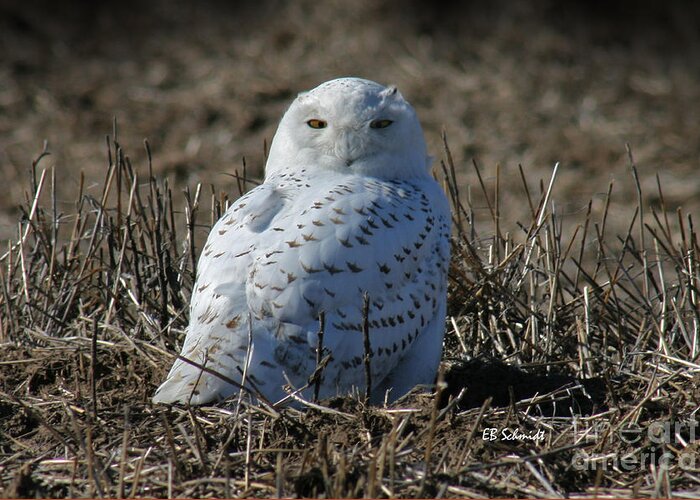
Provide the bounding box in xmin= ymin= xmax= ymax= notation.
xmin=1 ymin=1 xmax=700 ymax=498
xmin=1 ymin=1 xmax=700 ymax=241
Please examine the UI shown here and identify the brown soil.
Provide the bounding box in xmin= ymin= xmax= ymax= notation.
xmin=1 ymin=0 xmax=699 ymax=241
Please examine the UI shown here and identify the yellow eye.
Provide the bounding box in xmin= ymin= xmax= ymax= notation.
xmin=307 ymin=119 xmax=327 ymax=129
xmin=370 ymin=119 xmax=393 ymax=129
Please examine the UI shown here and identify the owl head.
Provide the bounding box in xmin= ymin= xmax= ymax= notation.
xmin=265 ymin=78 xmax=431 ymax=180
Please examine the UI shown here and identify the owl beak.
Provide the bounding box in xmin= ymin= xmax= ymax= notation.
xmin=335 ymin=129 xmax=359 ymax=167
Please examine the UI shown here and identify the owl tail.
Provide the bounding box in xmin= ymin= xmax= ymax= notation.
xmin=152 ymin=354 xmax=243 ymax=405
xmin=152 ymin=320 xmax=251 ymax=405
xmin=153 ymin=306 xmax=315 ymax=405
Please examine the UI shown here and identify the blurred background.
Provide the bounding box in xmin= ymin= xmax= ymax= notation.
xmin=1 ymin=0 xmax=699 ymax=242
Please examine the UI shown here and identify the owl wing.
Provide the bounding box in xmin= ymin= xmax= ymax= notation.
xmin=152 ymin=182 xmax=288 ymax=404
xmin=246 ymin=172 xmax=451 ymax=401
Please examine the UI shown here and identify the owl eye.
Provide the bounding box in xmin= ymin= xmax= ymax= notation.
xmin=370 ymin=119 xmax=393 ymax=129
xmin=307 ymin=119 xmax=327 ymax=129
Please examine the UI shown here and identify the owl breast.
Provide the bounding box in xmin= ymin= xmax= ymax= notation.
xmin=245 ymin=171 xmax=444 ymax=325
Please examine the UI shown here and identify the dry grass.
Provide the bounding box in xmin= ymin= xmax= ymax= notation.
xmin=1 ymin=130 xmax=699 ymax=498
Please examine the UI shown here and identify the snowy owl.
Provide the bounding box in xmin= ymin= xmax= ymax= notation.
xmin=153 ymin=77 xmax=450 ymax=406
